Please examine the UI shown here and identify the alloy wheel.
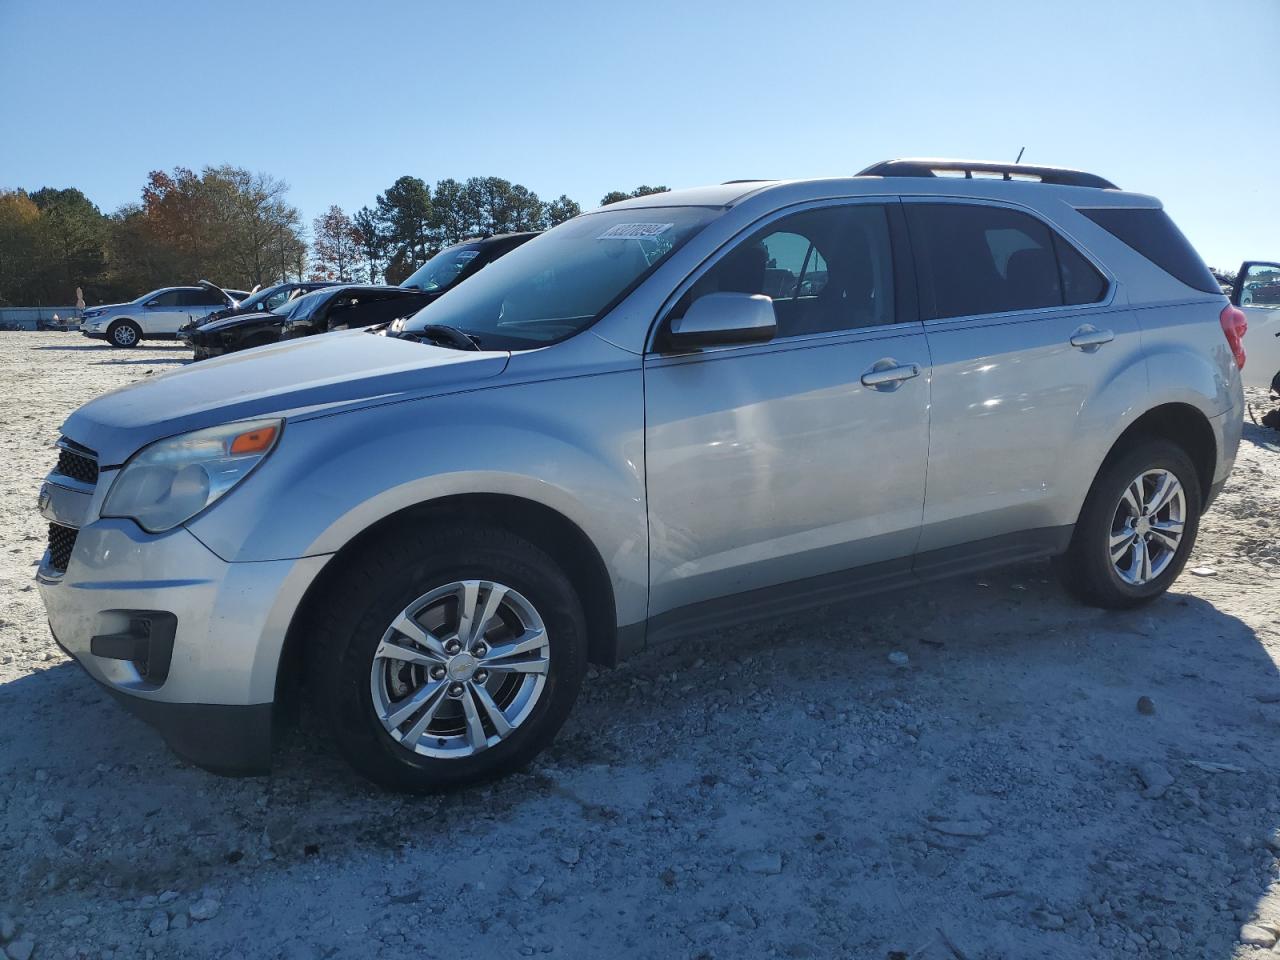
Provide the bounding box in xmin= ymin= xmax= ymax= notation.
xmin=369 ymin=580 xmax=550 ymax=759
xmin=1109 ymin=468 xmax=1186 ymax=585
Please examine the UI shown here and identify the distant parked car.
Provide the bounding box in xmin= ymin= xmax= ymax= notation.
xmin=189 ymin=235 xmax=539 ymax=358
xmin=80 ymin=282 xmax=247 ymax=347
xmin=1233 ymin=260 xmax=1280 ymax=389
xmin=188 ymin=286 xmax=428 ymax=359
xmin=178 ymin=281 xmax=342 ymax=341
xmin=397 ymin=233 xmax=538 ymax=296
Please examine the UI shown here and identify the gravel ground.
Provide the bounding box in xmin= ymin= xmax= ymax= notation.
xmin=3 ymin=331 xmax=1280 ymax=960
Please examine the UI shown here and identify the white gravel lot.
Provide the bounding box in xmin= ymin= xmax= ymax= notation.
xmin=3 ymin=331 xmax=1280 ymax=960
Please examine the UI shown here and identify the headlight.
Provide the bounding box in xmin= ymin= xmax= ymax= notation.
xmin=102 ymin=419 xmax=281 ymax=532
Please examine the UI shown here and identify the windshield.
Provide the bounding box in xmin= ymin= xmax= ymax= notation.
xmin=401 ymin=207 xmax=719 ymax=348
xmin=236 ymin=284 xmax=292 ymax=313
xmin=276 ymin=289 xmax=330 ymax=319
xmin=401 ymin=243 xmax=485 ymax=293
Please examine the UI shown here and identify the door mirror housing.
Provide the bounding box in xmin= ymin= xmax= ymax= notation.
xmin=664 ymin=292 xmax=777 ymax=351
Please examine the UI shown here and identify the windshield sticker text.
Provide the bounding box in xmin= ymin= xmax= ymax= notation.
xmin=597 ymin=223 xmax=674 ymax=241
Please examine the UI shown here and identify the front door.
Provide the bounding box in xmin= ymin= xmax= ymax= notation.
xmin=141 ymin=290 xmax=186 ymax=334
xmin=1235 ymin=261 xmax=1280 ymax=389
xmin=643 ymin=201 xmax=930 ymax=619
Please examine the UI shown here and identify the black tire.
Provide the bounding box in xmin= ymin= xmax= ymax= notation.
xmin=306 ymin=521 xmax=588 ymax=792
xmin=107 ymin=320 xmax=141 ymax=348
xmin=1054 ymin=438 xmax=1202 ymax=608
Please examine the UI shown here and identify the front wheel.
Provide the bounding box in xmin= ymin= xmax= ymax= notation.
xmin=307 ymin=522 xmax=588 ymax=792
xmin=1054 ymin=439 xmax=1202 ymax=608
xmin=108 ymin=320 xmax=142 ymax=348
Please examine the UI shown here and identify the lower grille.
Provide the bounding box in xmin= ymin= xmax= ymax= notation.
xmin=47 ymin=523 xmax=78 ymax=572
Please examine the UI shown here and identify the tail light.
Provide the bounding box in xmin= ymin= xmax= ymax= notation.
xmin=1220 ymin=303 xmax=1247 ymax=370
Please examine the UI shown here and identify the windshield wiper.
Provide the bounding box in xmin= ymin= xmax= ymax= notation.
xmin=413 ymin=324 xmax=482 ymax=351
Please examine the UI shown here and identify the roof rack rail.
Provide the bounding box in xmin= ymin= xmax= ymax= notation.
xmin=721 ymin=179 xmax=771 ymax=184
xmin=857 ymin=158 xmax=1118 ymax=190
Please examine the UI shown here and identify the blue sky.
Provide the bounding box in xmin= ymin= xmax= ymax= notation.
xmin=2 ymin=0 xmax=1276 ymax=270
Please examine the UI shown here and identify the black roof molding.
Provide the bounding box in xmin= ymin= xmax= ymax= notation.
xmin=858 ymin=158 xmax=1118 ymax=190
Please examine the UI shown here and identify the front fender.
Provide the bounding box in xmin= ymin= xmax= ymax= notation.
xmin=185 ymin=370 xmax=649 ymax=627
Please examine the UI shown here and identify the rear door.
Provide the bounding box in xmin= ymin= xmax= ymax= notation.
xmin=643 ymin=200 xmax=931 ymax=618
xmin=1235 ymin=261 xmax=1280 ymax=389
xmin=906 ymin=199 xmax=1139 ymax=562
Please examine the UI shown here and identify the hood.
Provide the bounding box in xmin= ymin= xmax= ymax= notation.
xmin=194 ymin=310 xmax=279 ymax=335
xmin=62 ymin=330 xmax=511 ymax=466
xmin=198 ymin=279 xmax=237 ymax=306
xmin=83 ymin=302 xmax=131 ymax=316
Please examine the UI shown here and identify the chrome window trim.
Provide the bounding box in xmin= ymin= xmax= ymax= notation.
xmin=897 ymin=194 xmax=1118 ymax=326
xmin=644 ymin=196 xmax=908 ymax=356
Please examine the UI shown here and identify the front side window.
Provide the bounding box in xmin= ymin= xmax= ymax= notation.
xmin=907 ymin=204 xmax=1065 ymax=319
xmin=401 ymin=206 xmax=719 ymax=349
xmin=148 ymin=291 xmax=181 ymax=307
xmin=677 ymin=204 xmax=896 ymax=337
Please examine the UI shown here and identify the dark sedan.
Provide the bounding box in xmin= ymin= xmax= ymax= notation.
xmin=188 ymin=285 xmax=430 ymax=360
xmin=179 ymin=280 xmax=342 ymax=339
xmin=187 ymin=233 xmax=538 ymax=358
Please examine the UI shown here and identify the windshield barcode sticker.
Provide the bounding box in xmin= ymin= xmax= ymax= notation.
xmin=597 ymin=223 xmax=674 ymax=240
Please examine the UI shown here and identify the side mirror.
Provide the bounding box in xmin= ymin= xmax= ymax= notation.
xmin=145 ymin=300 xmax=160 ymax=308
xmin=1234 ymin=261 xmax=1280 ymax=309
xmin=664 ymin=292 xmax=777 ymax=351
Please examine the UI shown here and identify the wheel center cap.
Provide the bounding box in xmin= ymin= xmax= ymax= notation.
xmin=1134 ymin=516 xmax=1151 ymax=535
xmin=447 ymin=653 xmax=478 ymax=681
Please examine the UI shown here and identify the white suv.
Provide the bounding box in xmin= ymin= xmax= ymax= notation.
xmin=80 ymin=282 xmax=247 ymax=347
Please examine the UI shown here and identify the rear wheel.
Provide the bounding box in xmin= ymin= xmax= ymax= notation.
xmin=1055 ymin=439 xmax=1201 ymax=608
xmin=306 ymin=521 xmax=587 ymax=792
xmin=108 ymin=320 xmax=141 ymax=348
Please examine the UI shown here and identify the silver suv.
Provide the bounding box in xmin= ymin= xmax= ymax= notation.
xmin=36 ymin=160 xmax=1246 ymax=790
xmin=80 ymin=281 xmax=246 ymax=347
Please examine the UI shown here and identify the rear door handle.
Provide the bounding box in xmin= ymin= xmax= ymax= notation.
xmin=1070 ymin=325 xmax=1115 ymax=350
xmin=861 ymin=360 xmax=922 ymax=388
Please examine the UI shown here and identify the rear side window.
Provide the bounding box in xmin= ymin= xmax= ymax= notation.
xmin=179 ymin=289 xmax=225 ymax=306
xmin=907 ymin=204 xmax=1109 ymax=319
xmin=907 ymin=204 xmax=1062 ymax=318
xmin=1078 ymin=207 xmax=1219 ymax=294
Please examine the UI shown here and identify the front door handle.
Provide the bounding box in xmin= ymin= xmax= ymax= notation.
xmin=861 ymin=359 xmax=922 ymax=388
xmin=1070 ymin=324 xmax=1115 ymax=350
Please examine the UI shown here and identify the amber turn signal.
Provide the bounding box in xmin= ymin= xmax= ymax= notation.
xmin=229 ymin=425 xmax=278 ymax=455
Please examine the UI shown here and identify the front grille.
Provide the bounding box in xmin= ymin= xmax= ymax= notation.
xmin=47 ymin=523 xmax=78 ymax=572
xmin=56 ymin=442 xmax=98 ymax=485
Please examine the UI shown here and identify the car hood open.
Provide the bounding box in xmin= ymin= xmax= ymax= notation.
xmin=62 ymin=330 xmax=511 ymax=465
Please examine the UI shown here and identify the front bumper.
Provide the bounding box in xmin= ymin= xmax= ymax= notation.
xmin=81 ymin=327 xmax=107 ymax=341
xmin=37 ymin=517 xmax=329 ymax=774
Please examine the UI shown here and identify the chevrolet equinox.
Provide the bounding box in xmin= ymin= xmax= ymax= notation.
xmin=37 ymin=159 xmax=1247 ymax=791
